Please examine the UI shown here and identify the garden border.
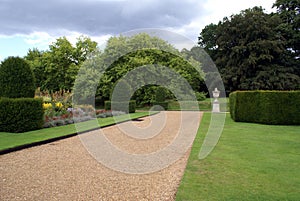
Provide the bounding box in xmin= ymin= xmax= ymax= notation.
xmin=0 ymin=112 xmax=157 ymax=155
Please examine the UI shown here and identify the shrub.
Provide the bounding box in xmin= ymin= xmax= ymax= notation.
xmin=153 ymin=101 xmax=169 ymax=111
xmin=0 ymin=98 xmax=44 ymax=132
xmin=0 ymin=57 xmax=36 ymax=98
xmin=195 ymin=92 xmax=207 ymax=101
xmin=105 ymin=100 xmax=136 ymax=113
xmin=229 ymin=91 xmax=300 ymax=125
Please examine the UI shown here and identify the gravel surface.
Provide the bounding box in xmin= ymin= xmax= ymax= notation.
xmin=0 ymin=111 xmax=202 ymax=201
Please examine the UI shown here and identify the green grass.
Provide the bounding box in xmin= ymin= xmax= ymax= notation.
xmin=168 ymin=98 xmax=229 ymax=111
xmin=176 ymin=112 xmax=300 ymax=201
xmin=136 ymin=98 xmax=229 ymax=111
xmin=0 ymin=112 xmax=153 ymax=151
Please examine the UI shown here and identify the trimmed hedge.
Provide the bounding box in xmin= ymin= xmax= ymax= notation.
xmin=229 ymin=91 xmax=300 ymax=125
xmin=153 ymin=101 xmax=169 ymax=111
xmin=104 ymin=100 xmax=136 ymax=113
xmin=0 ymin=98 xmax=44 ymax=133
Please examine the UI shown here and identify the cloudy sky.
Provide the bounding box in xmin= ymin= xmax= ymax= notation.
xmin=0 ymin=0 xmax=276 ymax=61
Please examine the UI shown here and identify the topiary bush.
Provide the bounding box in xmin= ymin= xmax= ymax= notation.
xmin=0 ymin=98 xmax=44 ymax=133
xmin=0 ymin=56 xmax=36 ymax=98
xmin=105 ymin=100 xmax=136 ymax=113
xmin=229 ymin=91 xmax=300 ymax=125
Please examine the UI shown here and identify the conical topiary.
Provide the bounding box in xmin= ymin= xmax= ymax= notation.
xmin=0 ymin=56 xmax=36 ymax=98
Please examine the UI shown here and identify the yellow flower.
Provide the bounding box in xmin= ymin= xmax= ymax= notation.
xmin=43 ymin=103 xmax=52 ymax=109
xmin=56 ymin=102 xmax=63 ymax=108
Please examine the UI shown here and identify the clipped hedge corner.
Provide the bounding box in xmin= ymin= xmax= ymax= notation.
xmin=104 ymin=100 xmax=136 ymax=113
xmin=0 ymin=98 xmax=44 ymax=133
xmin=229 ymin=91 xmax=300 ymax=125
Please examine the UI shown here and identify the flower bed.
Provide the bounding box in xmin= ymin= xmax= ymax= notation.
xmin=43 ymin=102 xmax=125 ymax=128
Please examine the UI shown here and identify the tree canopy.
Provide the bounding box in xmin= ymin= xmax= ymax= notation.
xmin=25 ymin=36 xmax=97 ymax=95
xmin=199 ymin=4 xmax=300 ymax=93
xmin=73 ymin=33 xmax=206 ymax=105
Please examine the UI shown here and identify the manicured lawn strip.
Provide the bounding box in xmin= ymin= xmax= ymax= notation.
xmin=0 ymin=112 xmax=154 ymax=152
xmin=167 ymin=100 xmax=212 ymax=111
xmin=176 ymin=112 xmax=300 ymax=201
xmin=135 ymin=98 xmax=229 ymax=111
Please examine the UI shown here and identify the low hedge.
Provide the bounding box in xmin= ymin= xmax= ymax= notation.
xmin=153 ymin=101 xmax=169 ymax=111
xmin=229 ymin=91 xmax=300 ymax=125
xmin=104 ymin=100 xmax=136 ymax=113
xmin=0 ymin=98 xmax=44 ymax=132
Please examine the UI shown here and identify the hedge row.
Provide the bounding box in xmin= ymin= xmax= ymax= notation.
xmin=153 ymin=101 xmax=169 ymax=111
xmin=104 ymin=100 xmax=136 ymax=113
xmin=0 ymin=98 xmax=44 ymax=133
xmin=229 ymin=91 xmax=300 ymax=125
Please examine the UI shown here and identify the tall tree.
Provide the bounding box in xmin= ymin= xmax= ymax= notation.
xmin=74 ymin=36 xmax=98 ymax=64
xmin=74 ymin=33 xmax=205 ymax=105
xmin=199 ymin=6 xmax=300 ymax=93
xmin=25 ymin=36 xmax=98 ymax=96
xmin=42 ymin=37 xmax=75 ymax=93
xmin=273 ymin=0 xmax=300 ymax=76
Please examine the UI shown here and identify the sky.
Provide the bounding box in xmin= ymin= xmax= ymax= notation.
xmin=0 ymin=0 xmax=276 ymax=61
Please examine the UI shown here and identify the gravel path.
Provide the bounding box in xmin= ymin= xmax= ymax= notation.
xmin=0 ymin=111 xmax=202 ymax=201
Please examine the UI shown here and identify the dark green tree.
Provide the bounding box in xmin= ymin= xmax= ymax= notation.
xmin=0 ymin=56 xmax=36 ymax=98
xmin=199 ymin=6 xmax=300 ymax=93
xmin=273 ymin=0 xmax=300 ymax=76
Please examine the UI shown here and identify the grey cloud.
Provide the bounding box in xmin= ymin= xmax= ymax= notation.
xmin=0 ymin=0 xmax=207 ymax=36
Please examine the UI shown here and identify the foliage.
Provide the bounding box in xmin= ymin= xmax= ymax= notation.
xmin=273 ymin=0 xmax=300 ymax=64
xmin=152 ymin=102 xmax=168 ymax=111
xmin=229 ymin=90 xmax=300 ymax=125
xmin=195 ymin=91 xmax=206 ymax=101
xmin=104 ymin=100 xmax=136 ymax=113
xmin=24 ymin=48 xmax=46 ymax=88
xmin=24 ymin=36 xmax=97 ymax=94
xmin=111 ymin=79 xmax=133 ymax=102
xmin=155 ymin=86 xmax=167 ymax=102
xmin=153 ymin=86 xmax=168 ymax=110
xmin=103 ymin=47 xmax=204 ymax=104
xmin=0 ymin=98 xmax=44 ymax=133
xmin=0 ymin=57 xmax=36 ymax=98
xmin=42 ymin=37 xmax=78 ymax=92
xmin=199 ymin=6 xmax=300 ymax=93
xmin=74 ymin=33 xmax=205 ymax=106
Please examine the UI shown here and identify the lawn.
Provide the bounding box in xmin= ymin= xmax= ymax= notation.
xmin=176 ymin=112 xmax=300 ymax=201
xmin=0 ymin=112 xmax=153 ymax=152
xmin=136 ymin=98 xmax=229 ymax=112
